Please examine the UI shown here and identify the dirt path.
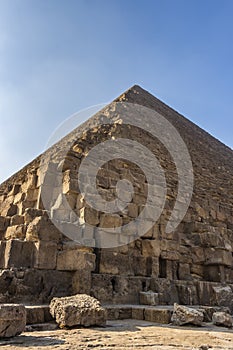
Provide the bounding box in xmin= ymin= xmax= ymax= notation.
xmin=1 ymin=320 xmax=233 ymax=350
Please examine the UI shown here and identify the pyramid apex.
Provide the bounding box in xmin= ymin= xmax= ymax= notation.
xmin=114 ymin=84 xmax=150 ymax=103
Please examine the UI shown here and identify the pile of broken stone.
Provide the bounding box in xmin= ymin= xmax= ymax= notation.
xmin=0 ymin=296 xmax=232 ymax=338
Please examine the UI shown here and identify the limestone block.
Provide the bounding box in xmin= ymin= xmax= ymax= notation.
xmin=144 ymin=308 xmax=172 ymax=324
xmin=160 ymin=240 xmax=180 ymax=261
xmin=139 ymin=291 xmax=159 ymax=306
xmin=0 ymin=304 xmax=26 ymax=337
xmin=25 ymin=188 xmax=39 ymax=202
xmin=99 ymin=251 xmax=134 ymax=275
xmin=72 ymin=269 xmax=92 ymax=295
xmin=191 ymin=247 xmax=205 ymax=264
xmin=1 ymin=203 xmax=17 ymax=217
xmin=151 ymin=257 xmax=160 ymax=277
xmin=205 ymin=248 xmax=233 ymax=266
xmin=141 ymin=239 xmax=160 ymax=257
xmin=0 ymin=216 xmax=9 ymax=231
xmin=50 ymin=294 xmax=106 ymax=328
xmin=11 ymin=184 xmax=21 ymax=195
xmin=171 ymin=303 xmax=204 ymax=326
xmin=57 ymin=249 xmax=95 ymax=271
xmin=212 ymin=285 xmax=233 ymax=309
xmin=26 ymin=305 xmax=46 ymax=324
xmin=63 ymin=178 xmax=79 ymax=194
xmin=178 ymin=263 xmax=191 ymax=280
xmin=24 ymin=208 xmax=44 ymax=224
xmin=26 ymin=216 xmax=62 ymax=242
xmin=212 ymin=311 xmax=233 ymax=328
xmin=133 ymin=255 xmax=148 ymax=276
xmin=99 ymin=214 xmax=122 ymax=228
xmin=10 ymin=215 xmax=24 ymax=226
xmin=127 ymin=203 xmax=138 ymax=218
xmin=18 ymin=200 xmax=36 ymax=215
xmin=199 ymin=306 xmax=230 ymax=322
xmin=80 ymin=207 xmax=99 ymax=225
xmin=34 ymin=241 xmax=57 ymax=269
xmin=106 ymin=306 xmax=132 ymax=320
xmin=4 ymin=240 xmax=35 ymax=268
xmin=5 ymin=225 xmax=26 ymax=240
xmin=13 ymin=191 xmax=25 ymax=205
xmin=132 ymin=307 xmax=144 ymax=320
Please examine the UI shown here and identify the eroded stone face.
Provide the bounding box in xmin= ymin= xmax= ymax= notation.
xmin=50 ymin=294 xmax=107 ymax=328
xmin=0 ymin=304 xmax=26 ymax=337
xmin=171 ymin=303 xmax=204 ymax=326
xmin=212 ymin=311 xmax=233 ymax=328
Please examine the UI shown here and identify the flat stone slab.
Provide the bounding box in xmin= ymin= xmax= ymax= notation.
xmin=0 ymin=304 xmax=26 ymax=338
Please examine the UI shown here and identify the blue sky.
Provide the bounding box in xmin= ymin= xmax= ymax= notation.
xmin=0 ymin=0 xmax=233 ymax=183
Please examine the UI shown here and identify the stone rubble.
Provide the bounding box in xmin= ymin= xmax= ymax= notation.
xmin=171 ymin=303 xmax=204 ymax=326
xmin=49 ymin=294 xmax=107 ymax=328
xmin=212 ymin=311 xmax=233 ymax=328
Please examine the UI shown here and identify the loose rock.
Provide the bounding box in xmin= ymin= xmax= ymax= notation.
xmin=212 ymin=311 xmax=233 ymax=328
xmin=171 ymin=303 xmax=204 ymax=326
xmin=50 ymin=294 xmax=107 ymax=328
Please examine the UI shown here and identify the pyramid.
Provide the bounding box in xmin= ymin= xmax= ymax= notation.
xmin=0 ymin=85 xmax=233 ymax=309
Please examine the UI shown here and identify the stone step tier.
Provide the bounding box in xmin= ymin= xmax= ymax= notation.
xmin=25 ymin=304 xmax=230 ymax=325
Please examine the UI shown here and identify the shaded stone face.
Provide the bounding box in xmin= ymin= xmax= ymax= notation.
xmin=0 ymin=304 xmax=26 ymax=337
xmin=0 ymin=85 xmax=233 ymax=307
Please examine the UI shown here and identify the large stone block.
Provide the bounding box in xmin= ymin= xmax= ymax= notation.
xmin=4 ymin=240 xmax=35 ymax=268
xmin=0 ymin=216 xmax=9 ymax=231
xmin=141 ymin=239 xmax=160 ymax=257
xmin=212 ymin=285 xmax=233 ymax=310
xmin=24 ymin=208 xmax=44 ymax=224
xmin=99 ymin=214 xmax=122 ymax=228
xmin=140 ymin=291 xmax=159 ymax=306
xmin=5 ymin=225 xmax=26 ymax=240
xmin=72 ymin=269 xmax=92 ymax=295
xmin=50 ymin=294 xmax=106 ymax=328
xmin=26 ymin=215 xmax=62 ymax=242
xmin=205 ymin=248 xmax=233 ymax=266
xmin=212 ymin=311 xmax=233 ymax=328
xmin=0 ymin=304 xmax=26 ymax=337
xmin=34 ymin=241 xmax=57 ymax=269
xmin=57 ymin=248 xmax=95 ymax=271
xmin=144 ymin=308 xmax=172 ymax=324
xmin=171 ymin=303 xmax=204 ymax=326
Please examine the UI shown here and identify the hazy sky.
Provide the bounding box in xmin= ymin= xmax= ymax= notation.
xmin=0 ymin=0 xmax=233 ymax=183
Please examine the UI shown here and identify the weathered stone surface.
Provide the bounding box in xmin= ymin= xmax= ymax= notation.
xmin=57 ymin=247 xmax=95 ymax=271
xmin=212 ymin=285 xmax=233 ymax=310
xmin=25 ymin=305 xmax=52 ymax=325
xmin=4 ymin=240 xmax=35 ymax=268
xmin=212 ymin=311 xmax=233 ymax=328
xmin=199 ymin=306 xmax=230 ymax=322
xmin=26 ymin=215 xmax=62 ymax=242
xmin=144 ymin=308 xmax=172 ymax=324
xmin=171 ymin=303 xmax=204 ymax=326
xmin=139 ymin=291 xmax=159 ymax=306
xmin=50 ymin=294 xmax=107 ymax=328
xmin=34 ymin=241 xmax=57 ymax=269
xmin=0 ymin=304 xmax=26 ymax=337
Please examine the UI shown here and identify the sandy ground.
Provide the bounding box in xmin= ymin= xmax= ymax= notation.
xmin=1 ymin=320 xmax=233 ymax=350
